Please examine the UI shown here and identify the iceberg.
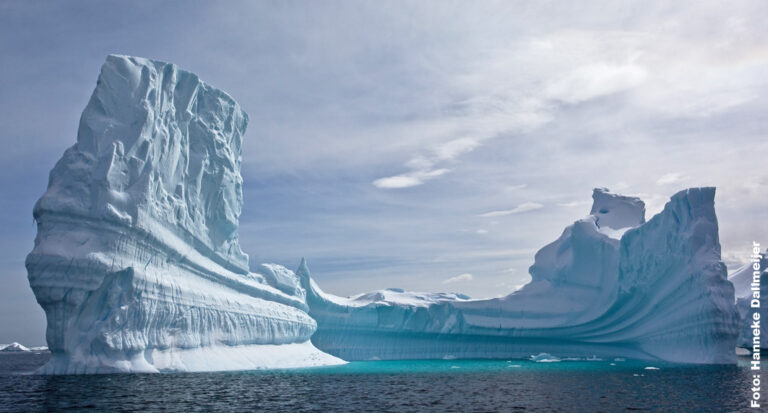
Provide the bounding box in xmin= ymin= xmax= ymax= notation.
xmin=530 ymin=353 xmax=561 ymax=363
xmin=24 ymin=54 xmax=743 ymax=372
xmin=729 ymin=248 xmax=767 ymax=350
xmin=303 ymin=188 xmax=741 ymax=363
xmin=26 ymin=55 xmax=343 ymax=374
xmin=0 ymin=342 xmax=47 ymax=353
xmin=0 ymin=342 xmax=31 ymax=352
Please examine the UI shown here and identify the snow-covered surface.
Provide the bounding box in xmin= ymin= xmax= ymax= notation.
xmin=589 ymin=188 xmax=643 ymax=239
xmin=254 ymin=264 xmax=306 ymax=300
xmin=729 ymin=249 xmax=767 ymax=349
xmin=304 ymin=188 xmax=740 ymax=364
xmin=530 ymin=353 xmax=561 ymax=363
xmin=0 ymin=343 xmax=49 ymax=352
xmin=329 ymin=287 xmax=471 ymax=308
xmin=26 ymin=55 xmax=343 ymax=374
xmin=735 ymin=347 xmax=751 ymax=356
xmin=0 ymin=342 xmax=31 ymax=352
xmin=729 ymin=250 xmax=767 ymax=300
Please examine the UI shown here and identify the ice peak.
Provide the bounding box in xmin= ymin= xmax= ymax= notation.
xmin=36 ymin=54 xmax=250 ymax=273
xmin=296 ymin=258 xmax=310 ymax=283
xmin=667 ymin=187 xmax=716 ymax=217
xmin=26 ymin=56 xmax=344 ymax=374
xmin=589 ymin=188 xmax=645 ymax=230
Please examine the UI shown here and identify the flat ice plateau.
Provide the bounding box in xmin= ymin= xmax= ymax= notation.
xmin=26 ymin=55 xmax=343 ymax=374
xmin=304 ymin=188 xmax=741 ymax=364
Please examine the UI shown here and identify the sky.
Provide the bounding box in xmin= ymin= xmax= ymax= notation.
xmin=0 ymin=1 xmax=766 ymax=346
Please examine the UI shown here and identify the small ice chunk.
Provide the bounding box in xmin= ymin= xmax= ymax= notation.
xmin=530 ymin=353 xmax=561 ymax=362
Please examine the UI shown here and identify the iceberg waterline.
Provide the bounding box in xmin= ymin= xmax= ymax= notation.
xmin=26 ymin=55 xmax=741 ymax=373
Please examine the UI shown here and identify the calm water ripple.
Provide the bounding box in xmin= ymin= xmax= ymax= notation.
xmin=0 ymin=353 xmax=758 ymax=412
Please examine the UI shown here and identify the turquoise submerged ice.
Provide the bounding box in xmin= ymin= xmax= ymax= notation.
xmin=303 ymin=188 xmax=741 ymax=364
xmin=26 ymin=55 xmax=343 ymax=374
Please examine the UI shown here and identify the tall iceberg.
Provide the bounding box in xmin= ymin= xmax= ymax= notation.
xmin=26 ymin=55 xmax=343 ymax=373
xmin=303 ymin=188 xmax=741 ymax=363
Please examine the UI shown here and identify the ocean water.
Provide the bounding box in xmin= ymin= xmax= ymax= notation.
xmin=0 ymin=352 xmax=759 ymax=412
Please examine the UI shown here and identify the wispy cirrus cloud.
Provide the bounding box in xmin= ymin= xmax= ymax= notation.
xmin=373 ymin=137 xmax=480 ymax=188
xmin=656 ymin=173 xmax=688 ymax=186
xmin=558 ymin=200 xmax=592 ymax=208
xmin=479 ymin=202 xmax=543 ymax=218
xmin=443 ymin=273 xmax=473 ymax=284
xmin=544 ymin=61 xmax=647 ymax=104
xmin=373 ymin=168 xmax=450 ymax=189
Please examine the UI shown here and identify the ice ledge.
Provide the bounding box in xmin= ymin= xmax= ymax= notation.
xmin=39 ymin=341 xmax=345 ymax=374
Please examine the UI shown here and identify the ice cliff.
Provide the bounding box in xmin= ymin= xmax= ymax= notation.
xmin=303 ymin=188 xmax=741 ymax=364
xmin=729 ymin=248 xmax=767 ymax=350
xmin=26 ymin=55 xmax=342 ymax=373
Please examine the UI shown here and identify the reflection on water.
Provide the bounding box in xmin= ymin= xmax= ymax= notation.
xmin=0 ymin=352 xmax=758 ymax=412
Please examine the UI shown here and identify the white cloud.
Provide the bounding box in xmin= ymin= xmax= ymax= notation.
xmin=545 ymin=62 xmax=647 ymax=104
xmin=371 ymin=175 xmax=422 ymax=189
xmin=433 ymin=249 xmax=539 ymax=263
xmin=504 ymin=184 xmax=527 ymax=191
xmin=373 ymin=168 xmax=450 ymax=189
xmin=475 ymin=229 xmax=488 ymax=234
xmin=480 ymin=202 xmax=543 ymax=217
xmin=433 ymin=138 xmax=481 ymax=160
xmin=656 ymin=173 xmax=687 ymax=186
xmin=373 ymin=138 xmax=481 ymax=189
xmin=443 ymin=273 xmax=473 ymax=284
xmin=236 ymin=1 xmax=768 ymax=300
xmin=558 ymin=200 xmax=592 ymax=208
xmin=613 ymin=181 xmax=630 ymax=191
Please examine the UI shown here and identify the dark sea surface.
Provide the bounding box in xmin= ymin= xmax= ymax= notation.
xmin=0 ymin=352 xmax=760 ymax=412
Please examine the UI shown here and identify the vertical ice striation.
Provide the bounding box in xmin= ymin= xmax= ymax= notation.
xmin=36 ymin=55 xmax=249 ymax=272
xmin=26 ymin=55 xmax=342 ymax=373
xmin=729 ymin=248 xmax=767 ymax=350
xmin=595 ymin=188 xmax=740 ymax=362
xmin=305 ymin=188 xmax=740 ymax=363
